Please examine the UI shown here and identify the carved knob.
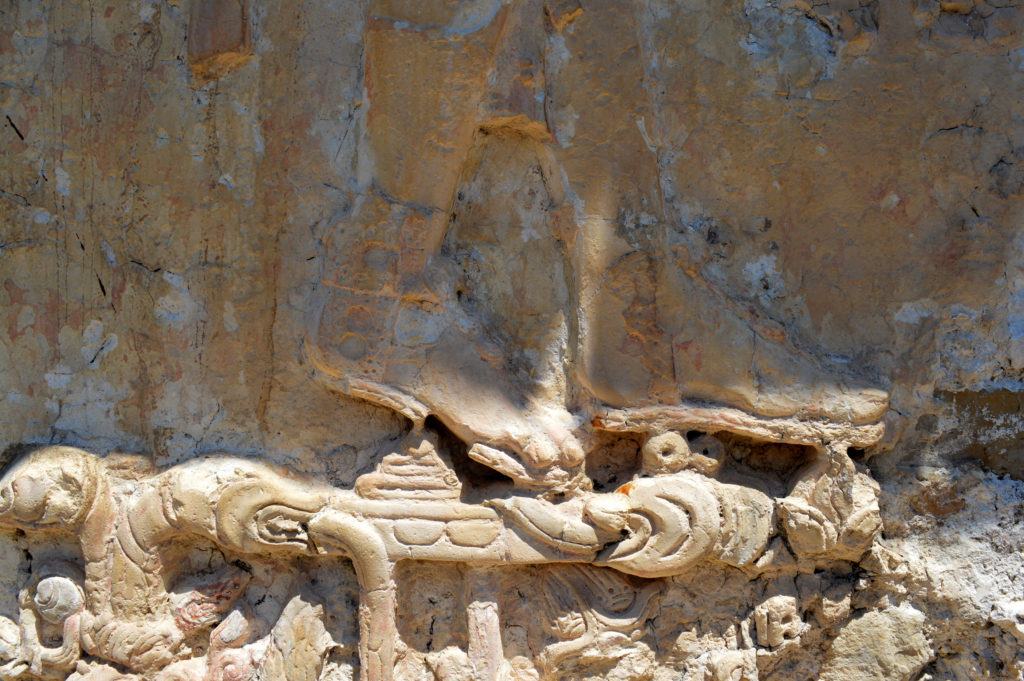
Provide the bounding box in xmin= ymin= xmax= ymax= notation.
xmin=33 ymin=576 xmax=84 ymax=624
xmin=641 ymin=432 xmax=690 ymax=473
xmin=641 ymin=432 xmax=724 ymax=476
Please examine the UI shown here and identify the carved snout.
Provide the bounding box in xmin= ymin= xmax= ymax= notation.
xmin=0 ymin=447 xmax=100 ymax=530
xmin=583 ymin=495 xmax=630 ymax=533
xmin=0 ymin=473 xmax=48 ymax=527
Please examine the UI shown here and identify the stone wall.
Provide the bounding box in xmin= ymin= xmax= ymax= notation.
xmin=0 ymin=1 xmax=1022 ymax=679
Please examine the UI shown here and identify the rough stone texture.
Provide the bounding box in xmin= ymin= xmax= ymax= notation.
xmin=818 ymin=605 xmax=931 ymax=681
xmin=1 ymin=1 xmax=1023 ymax=680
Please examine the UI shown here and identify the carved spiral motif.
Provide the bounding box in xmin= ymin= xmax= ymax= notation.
xmin=598 ymin=473 xmax=721 ymax=578
xmin=34 ymin=576 xmax=84 ymax=624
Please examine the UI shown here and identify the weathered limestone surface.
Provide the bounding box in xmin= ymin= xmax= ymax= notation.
xmin=1 ymin=1 xmax=1023 ymax=680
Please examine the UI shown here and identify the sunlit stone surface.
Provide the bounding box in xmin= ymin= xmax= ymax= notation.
xmin=1 ymin=2 xmax=1023 ymax=680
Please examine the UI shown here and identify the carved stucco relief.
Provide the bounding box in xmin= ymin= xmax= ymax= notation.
xmin=2 ymin=0 xmax=891 ymax=677
xmin=0 ymin=396 xmax=885 ymax=681
xmin=6 ymin=1 xmax=1023 ymax=681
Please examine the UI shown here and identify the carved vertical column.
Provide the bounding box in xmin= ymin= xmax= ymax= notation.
xmin=360 ymin=574 xmax=397 ymax=681
xmin=307 ymin=510 xmax=397 ymax=681
xmin=465 ymin=568 xmax=504 ymax=681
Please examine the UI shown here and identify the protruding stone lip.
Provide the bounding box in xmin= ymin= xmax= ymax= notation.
xmin=592 ymin=398 xmax=888 ymax=449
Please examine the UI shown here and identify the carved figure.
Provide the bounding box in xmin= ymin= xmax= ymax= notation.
xmin=308 ymin=0 xmax=890 ymax=496
xmin=293 ymin=5 xmax=891 ymax=674
xmin=0 ymin=2 xmax=907 ymax=681
xmin=0 ymin=422 xmax=883 ymax=681
xmin=0 ymin=403 xmax=884 ymax=679
xmin=0 ymin=448 xmax=379 ymax=680
xmin=490 ymin=424 xmax=880 ymax=579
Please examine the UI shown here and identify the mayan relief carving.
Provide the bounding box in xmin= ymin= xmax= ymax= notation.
xmin=0 ymin=389 xmax=887 ymax=681
xmin=4 ymin=1 xmax=1024 ymax=681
